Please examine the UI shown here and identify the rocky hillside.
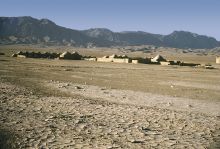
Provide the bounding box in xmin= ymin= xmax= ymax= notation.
xmin=0 ymin=16 xmax=219 ymax=49
xmin=162 ymin=31 xmax=220 ymax=49
xmin=0 ymin=16 xmax=114 ymax=47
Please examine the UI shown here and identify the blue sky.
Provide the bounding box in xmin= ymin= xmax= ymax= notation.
xmin=0 ymin=0 xmax=220 ymax=40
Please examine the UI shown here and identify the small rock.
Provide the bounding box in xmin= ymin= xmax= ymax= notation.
xmin=107 ymin=145 xmax=120 ymax=148
xmin=167 ymin=102 xmax=172 ymax=106
xmin=44 ymin=119 xmax=50 ymax=122
xmin=165 ymin=140 xmax=177 ymax=146
xmin=75 ymin=86 xmax=82 ymax=89
xmin=187 ymin=104 xmax=193 ymax=108
xmin=64 ymin=69 xmax=71 ymax=71
xmin=144 ymin=131 xmax=159 ymax=135
xmin=141 ymin=127 xmax=151 ymax=131
xmin=33 ymin=107 xmax=42 ymax=111
xmin=130 ymin=139 xmax=145 ymax=143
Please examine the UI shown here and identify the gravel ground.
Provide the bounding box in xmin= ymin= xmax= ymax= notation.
xmin=0 ymin=81 xmax=220 ymax=148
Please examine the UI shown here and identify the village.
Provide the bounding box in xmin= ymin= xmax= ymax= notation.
xmin=1 ymin=0 xmax=220 ymax=148
xmin=11 ymin=50 xmax=219 ymax=69
xmin=1 ymin=46 xmax=220 ymax=148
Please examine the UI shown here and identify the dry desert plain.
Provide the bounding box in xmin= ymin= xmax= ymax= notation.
xmin=0 ymin=45 xmax=220 ymax=148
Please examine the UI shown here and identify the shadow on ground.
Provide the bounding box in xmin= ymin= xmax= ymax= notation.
xmin=0 ymin=129 xmax=18 ymax=149
xmin=208 ymin=130 xmax=220 ymax=149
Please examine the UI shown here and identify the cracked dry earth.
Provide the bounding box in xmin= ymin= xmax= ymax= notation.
xmin=0 ymin=81 xmax=220 ymax=149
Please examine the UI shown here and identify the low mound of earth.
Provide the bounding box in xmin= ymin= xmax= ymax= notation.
xmin=0 ymin=80 xmax=220 ymax=148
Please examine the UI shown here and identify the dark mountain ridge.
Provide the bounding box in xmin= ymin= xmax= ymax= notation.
xmin=0 ymin=16 xmax=114 ymax=47
xmin=0 ymin=16 xmax=219 ymax=49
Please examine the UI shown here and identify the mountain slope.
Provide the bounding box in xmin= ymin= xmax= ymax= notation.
xmin=84 ymin=29 xmax=220 ymax=49
xmin=162 ymin=31 xmax=220 ymax=49
xmin=83 ymin=28 xmax=119 ymax=42
xmin=116 ymin=31 xmax=163 ymax=46
xmin=0 ymin=16 xmax=113 ymax=46
xmin=0 ymin=16 xmax=219 ymax=49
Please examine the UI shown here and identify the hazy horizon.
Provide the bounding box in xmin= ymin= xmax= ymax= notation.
xmin=1 ymin=0 xmax=220 ymax=40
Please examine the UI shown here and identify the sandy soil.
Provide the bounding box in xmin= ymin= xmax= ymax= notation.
xmin=0 ymin=46 xmax=220 ymax=148
xmin=1 ymin=81 xmax=220 ymax=148
xmin=160 ymin=81 xmax=220 ymax=91
xmin=47 ymin=81 xmax=220 ymax=116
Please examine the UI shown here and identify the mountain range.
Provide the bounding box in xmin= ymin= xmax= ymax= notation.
xmin=0 ymin=16 xmax=219 ymax=49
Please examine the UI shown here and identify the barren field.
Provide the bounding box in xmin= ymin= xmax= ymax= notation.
xmin=0 ymin=46 xmax=220 ymax=148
